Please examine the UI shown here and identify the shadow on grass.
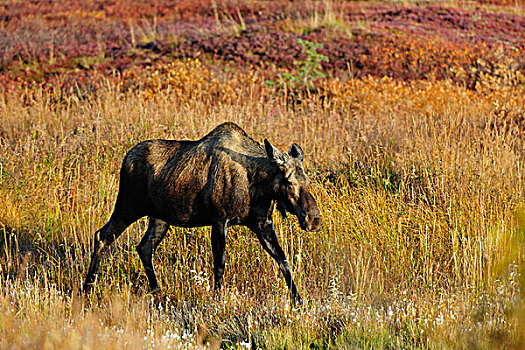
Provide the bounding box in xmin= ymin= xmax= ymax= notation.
xmin=0 ymin=223 xmax=91 ymax=292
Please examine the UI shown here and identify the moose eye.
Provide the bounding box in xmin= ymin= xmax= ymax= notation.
xmin=285 ymin=180 xmax=298 ymax=194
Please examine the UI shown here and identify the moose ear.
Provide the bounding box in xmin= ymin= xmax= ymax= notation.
xmin=264 ymin=139 xmax=285 ymax=165
xmin=288 ymin=143 xmax=304 ymax=162
xmin=264 ymin=139 xmax=276 ymax=159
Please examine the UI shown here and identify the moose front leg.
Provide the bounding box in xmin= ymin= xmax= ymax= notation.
xmin=250 ymin=219 xmax=302 ymax=305
xmin=211 ymin=222 xmax=228 ymax=293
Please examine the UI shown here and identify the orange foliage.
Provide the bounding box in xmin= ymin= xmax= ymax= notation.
xmin=118 ymin=59 xmax=261 ymax=104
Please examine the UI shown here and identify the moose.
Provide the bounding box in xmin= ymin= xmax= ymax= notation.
xmin=83 ymin=122 xmax=321 ymax=304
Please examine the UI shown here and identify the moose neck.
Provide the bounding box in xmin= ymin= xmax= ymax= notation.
xmin=248 ymin=159 xmax=282 ymax=206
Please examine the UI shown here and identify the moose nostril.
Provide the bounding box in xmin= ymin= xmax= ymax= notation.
xmin=305 ymin=215 xmax=321 ymax=231
xmin=311 ymin=217 xmax=321 ymax=230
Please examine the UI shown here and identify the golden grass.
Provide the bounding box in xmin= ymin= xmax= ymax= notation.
xmin=0 ymin=74 xmax=524 ymax=348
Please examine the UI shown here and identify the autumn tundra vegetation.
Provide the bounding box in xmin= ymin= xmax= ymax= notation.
xmin=1 ymin=0 xmax=525 ymax=348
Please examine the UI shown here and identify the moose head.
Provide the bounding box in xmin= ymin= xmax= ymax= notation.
xmin=264 ymin=139 xmax=321 ymax=232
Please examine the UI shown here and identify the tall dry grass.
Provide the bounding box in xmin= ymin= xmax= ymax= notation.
xmin=0 ymin=75 xmax=524 ymax=348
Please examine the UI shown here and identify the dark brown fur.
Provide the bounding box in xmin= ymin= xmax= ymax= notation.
xmin=83 ymin=122 xmax=321 ymax=304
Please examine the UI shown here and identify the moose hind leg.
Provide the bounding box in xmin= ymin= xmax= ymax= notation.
xmin=83 ymin=213 xmax=134 ymax=293
xmin=251 ymin=221 xmax=302 ymax=305
xmin=136 ymin=217 xmax=169 ymax=293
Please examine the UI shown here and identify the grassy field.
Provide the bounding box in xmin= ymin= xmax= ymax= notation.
xmin=1 ymin=0 xmax=525 ymax=349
